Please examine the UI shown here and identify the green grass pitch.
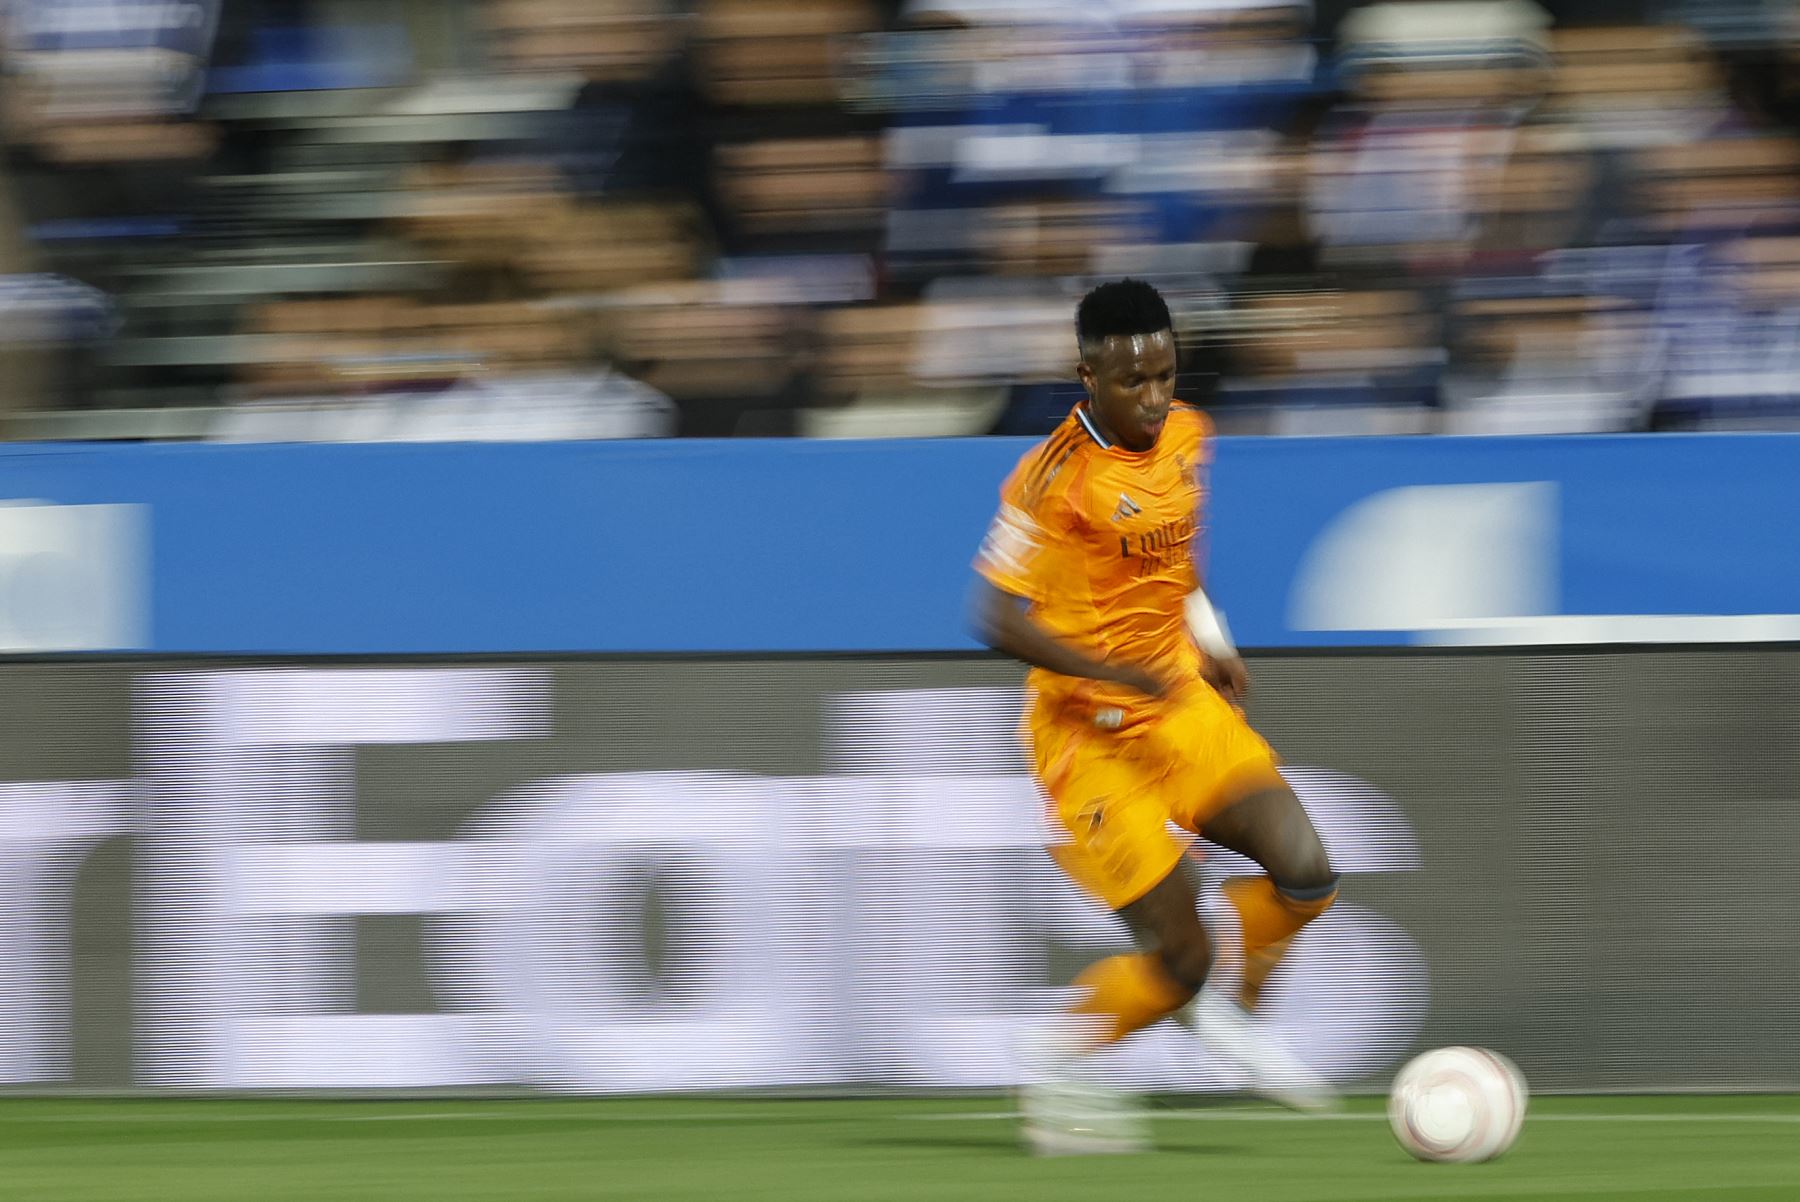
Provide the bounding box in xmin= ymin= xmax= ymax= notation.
xmin=4 ymin=1094 xmax=1798 ymax=1201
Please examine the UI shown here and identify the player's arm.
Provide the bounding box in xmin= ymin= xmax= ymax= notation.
xmin=1174 ymin=407 xmax=1249 ymax=700
xmin=972 ymin=468 xmax=1169 ymax=698
xmin=1180 ymin=408 xmax=1252 ymax=698
xmin=971 ymin=578 xmax=1169 ymax=699
xmin=1187 ymin=586 xmax=1250 ymax=701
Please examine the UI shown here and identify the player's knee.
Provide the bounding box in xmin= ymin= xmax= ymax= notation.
xmin=1269 ymin=810 xmax=1334 ymax=894
xmin=1264 ymin=797 xmax=1338 ymax=915
xmin=1279 ymin=840 xmax=1334 ymax=894
xmin=1273 ymin=871 xmax=1339 ymax=924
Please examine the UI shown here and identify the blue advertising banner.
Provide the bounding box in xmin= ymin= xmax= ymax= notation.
xmin=0 ymin=434 xmax=1797 ymax=654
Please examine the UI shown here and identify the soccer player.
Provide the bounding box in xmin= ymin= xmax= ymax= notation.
xmin=971 ymin=279 xmax=1340 ymax=1155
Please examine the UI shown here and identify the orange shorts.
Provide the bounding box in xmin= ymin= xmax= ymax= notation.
xmin=1029 ymin=684 xmax=1285 ymax=910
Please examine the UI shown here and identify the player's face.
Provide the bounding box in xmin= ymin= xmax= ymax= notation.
xmin=1077 ymin=329 xmax=1178 ymax=452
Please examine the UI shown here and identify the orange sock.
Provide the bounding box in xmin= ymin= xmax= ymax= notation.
xmin=1069 ymin=953 xmax=1195 ymax=1048
xmin=1220 ymin=876 xmax=1338 ymax=1011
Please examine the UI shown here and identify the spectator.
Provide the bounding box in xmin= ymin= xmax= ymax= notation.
xmin=8 ymin=0 xmax=1800 ymax=440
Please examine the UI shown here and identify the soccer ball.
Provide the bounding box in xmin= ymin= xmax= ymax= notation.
xmin=1387 ymin=1046 xmax=1528 ymax=1163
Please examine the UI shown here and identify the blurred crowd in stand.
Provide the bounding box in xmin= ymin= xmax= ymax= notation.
xmin=2 ymin=0 xmax=1799 ymax=441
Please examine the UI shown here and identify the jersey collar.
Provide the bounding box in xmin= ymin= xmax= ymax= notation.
xmin=1074 ymin=403 xmax=1112 ymax=449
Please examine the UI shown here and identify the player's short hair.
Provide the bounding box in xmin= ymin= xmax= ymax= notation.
xmin=1076 ymin=279 xmax=1173 ymax=361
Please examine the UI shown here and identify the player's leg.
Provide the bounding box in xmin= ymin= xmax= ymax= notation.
xmin=1112 ymin=859 xmax=1213 ymax=1000
xmin=1184 ymin=781 xmax=1338 ymax=1111
xmin=1199 ymin=782 xmax=1339 ymax=1011
xmin=1049 ymin=787 xmax=1211 ymax=1055
xmin=1023 ymin=722 xmax=1197 ymax=1153
xmin=1021 ymin=858 xmax=1207 ymax=1156
xmin=1158 ymin=683 xmax=1338 ymax=1011
xmin=1066 ymin=936 xmax=1195 ymax=1050
xmin=1097 ymin=800 xmax=1334 ymax=1114
xmin=1156 ymin=689 xmax=1339 ymax=1109
xmin=1054 ymin=860 xmax=1209 ymax=1058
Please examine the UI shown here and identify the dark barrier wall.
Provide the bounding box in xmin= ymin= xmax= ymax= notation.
xmin=4 ymin=651 xmax=1796 ymax=1094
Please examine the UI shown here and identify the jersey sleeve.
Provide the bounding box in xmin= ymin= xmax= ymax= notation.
xmin=974 ymin=459 xmax=1078 ymax=605
xmin=1171 ymin=404 xmax=1215 ymax=582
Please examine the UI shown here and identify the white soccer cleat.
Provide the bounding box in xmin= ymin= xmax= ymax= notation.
xmin=1017 ymin=1024 xmax=1149 ymax=1156
xmin=1190 ymin=988 xmax=1338 ymax=1113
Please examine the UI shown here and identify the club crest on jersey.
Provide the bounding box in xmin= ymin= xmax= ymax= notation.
xmin=1109 ymin=493 xmax=1142 ymax=523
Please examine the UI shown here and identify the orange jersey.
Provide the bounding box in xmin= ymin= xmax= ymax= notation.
xmin=976 ymin=402 xmax=1213 ymax=724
